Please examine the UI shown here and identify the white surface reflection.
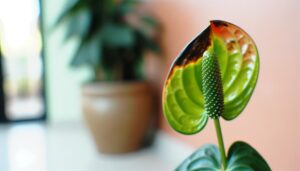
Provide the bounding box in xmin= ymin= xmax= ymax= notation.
xmin=6 ymin=124 xmax=46 ymax=171
xmin=0 ymin=122 xmax=191 ymax=171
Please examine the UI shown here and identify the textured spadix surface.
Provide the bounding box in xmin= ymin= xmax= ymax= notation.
xmin=162 ymin=20 xmax=259 ymax=134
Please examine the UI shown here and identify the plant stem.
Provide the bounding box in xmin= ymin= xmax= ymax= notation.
xmin=214 ymin=118 xmax=227 ymax=170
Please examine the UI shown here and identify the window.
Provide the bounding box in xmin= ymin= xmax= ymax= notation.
xmin=0 ymin=0 xmax=46 ymax=122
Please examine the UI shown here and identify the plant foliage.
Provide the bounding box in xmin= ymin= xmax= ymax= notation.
xmin=162 ymin=21 xmax=259 ymax=134
xmin=162 ymin=20 xmax=270 ymax=170
xmin=56 ymin=0 xmax=161 ymax=81
xmin=176 ymin=141 xmax=271 ymax=171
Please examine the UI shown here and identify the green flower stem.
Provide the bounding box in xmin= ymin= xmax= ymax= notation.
xmin=214 ymin=118 xmax=227 ymax=170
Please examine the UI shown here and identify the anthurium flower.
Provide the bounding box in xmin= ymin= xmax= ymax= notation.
xmin=162 ymin=20 xmax=259 ymax=134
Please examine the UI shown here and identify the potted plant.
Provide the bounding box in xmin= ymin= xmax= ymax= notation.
xmin=56 ymin=0 xmax=161 ymax=153
xmin=162 ymin=20 xmax=271 ymax=170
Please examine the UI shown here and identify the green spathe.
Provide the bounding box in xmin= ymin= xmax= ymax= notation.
xmin=162 ymin=20 xmax=269 ymax=170
xmin=162 ymin=21 xmax=259 ymax=135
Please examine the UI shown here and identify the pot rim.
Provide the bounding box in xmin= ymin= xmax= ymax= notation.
xmin=81 ymin=81 xmax=152 ymax=96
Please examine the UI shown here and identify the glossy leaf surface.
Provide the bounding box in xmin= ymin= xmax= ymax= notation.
xmin=226 ymin=142 xmax=271 ymax=171
xmin=176 ymin=141 xmax=271 ymax=171
xmin=162 ymin=20 xmax=259 ymax=134
xmin=176 ymin=144 xmax=221 ymax=171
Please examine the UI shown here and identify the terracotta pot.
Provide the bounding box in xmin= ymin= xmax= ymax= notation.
xmin=81 ymin=82 xmax=153 ymax=154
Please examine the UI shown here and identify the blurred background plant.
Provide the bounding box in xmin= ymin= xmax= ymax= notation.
xmin=56 ymin=0 xmax=162 ymax=81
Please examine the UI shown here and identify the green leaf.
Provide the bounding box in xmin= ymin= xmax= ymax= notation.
xmin=55 ymin=0 xmax=86 ymax=26
xmin=227 ymin=142 xmax=271 ymax=171
xmin=176 ymin=142 xmax=271 ymax=171
xmin=141 ymin=15 xmax=159 ymax=27
xmin=136 ymin=30 xmax=161 ymax=54
xmin=64 ymin=8 xmax=91 ymax=40
xmin=176 ymin=144 xmax=221 ymax=171
xmin=101 ymin=23 xmax=134 ymax=47
xmin=117 ymin=0 xmax=140 ymax=14
xmin=71 ymin=33 xmax=102 ymax=67
xmin=162 ymin=20 xmax=259 ymax=134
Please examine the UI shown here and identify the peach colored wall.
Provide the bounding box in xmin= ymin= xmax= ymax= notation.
xmin=147 ymin=0 xmax=300 ymax=170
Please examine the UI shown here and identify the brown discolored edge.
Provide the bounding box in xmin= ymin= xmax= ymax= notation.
xmin=166 ymin=26 xmax=212 ymax=83
xmin=210 ymin=20 xmax=258 ymax=60
xmin=210 ymin=20 xmax=229 ymax=27
xmin=165 ymin=20 xmax=237 ymax=86
xmin=210 ymin=20 xmax=254 ymax=41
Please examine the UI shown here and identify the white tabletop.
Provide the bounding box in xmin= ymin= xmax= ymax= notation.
xmin=0 ymin=122 xmax=193 ymax=171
